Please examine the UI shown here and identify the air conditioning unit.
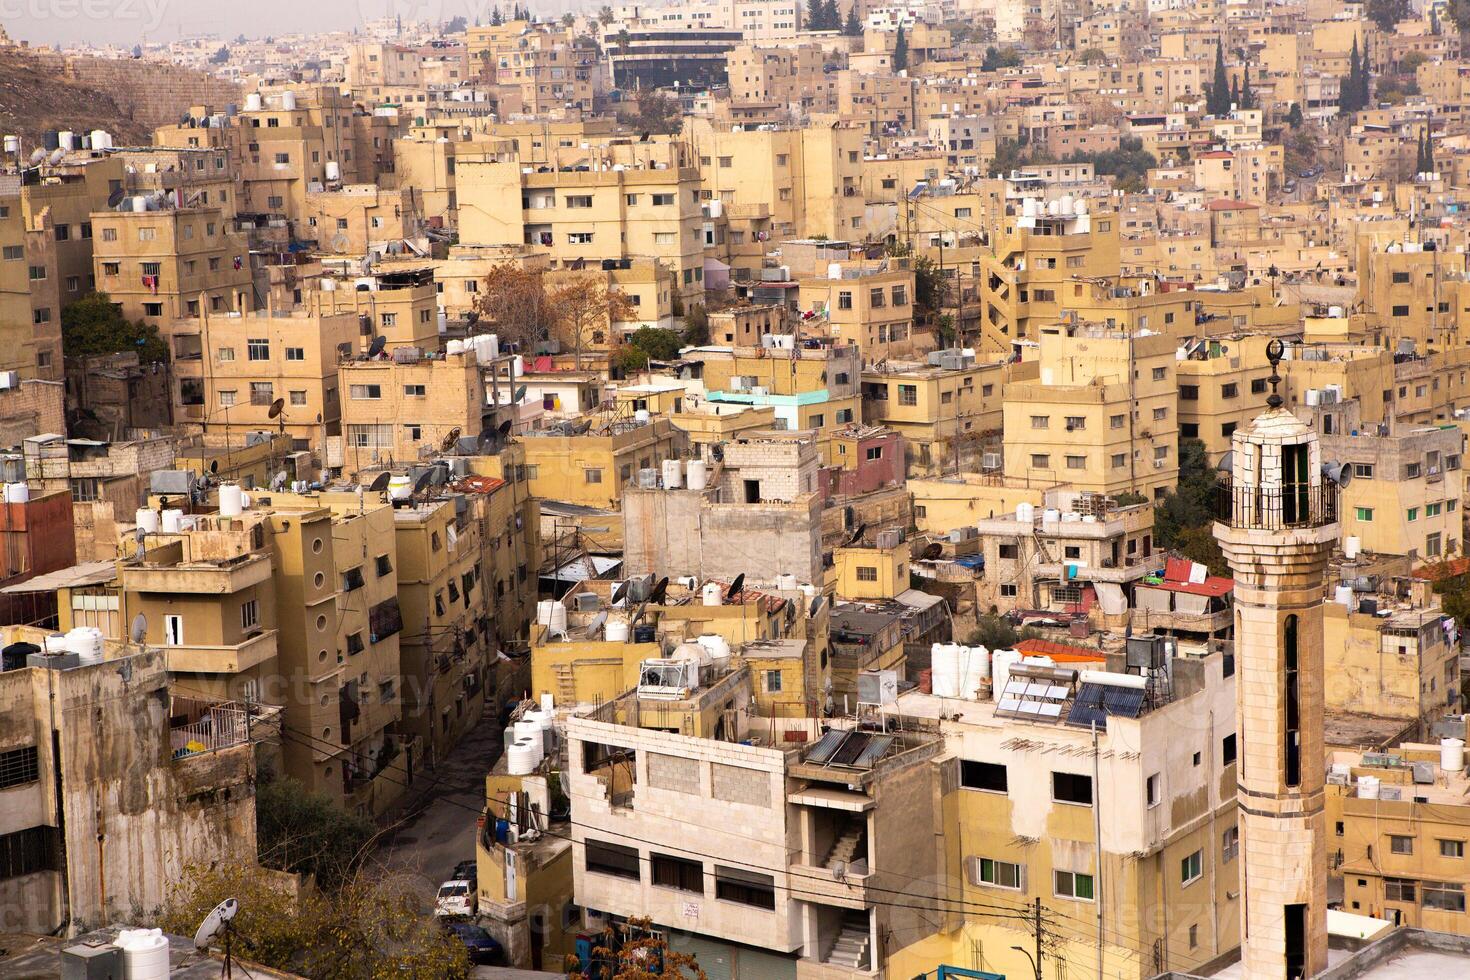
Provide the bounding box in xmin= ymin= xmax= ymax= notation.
xmin=1153 ymin=458 xmax=1165 ymax=468
xmin=981 ymin=452 xmax=1002 ymax=471
xmin=875 ymin=529 xmax=903 ymax=549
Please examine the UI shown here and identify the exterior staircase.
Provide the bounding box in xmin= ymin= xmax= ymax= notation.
xmin=551 ymin=663 xmax=576 ymax=704
xmin=825 ymin=913 xmax=871 ymax=970
xmin=825 ymin=824 xmax=866 ymax=872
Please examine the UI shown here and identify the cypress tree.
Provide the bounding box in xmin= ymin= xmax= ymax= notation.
xmin=1345 ymin=37 xmax=1362 ymax=112
xmin=893 ymin=24 xmax=909 ymax=71
xmin=844 ymin=6 xmax=861 ymax=35
xmin=821 ymin=0 xmax=840 ymax=29
xmin=1416 ymin=130 xmax=1427 ymax=173
xmin=1426 ymin=129 xmax=1436 ymax=174
xmin=1240 ymin=65 xmax=1254 ymax=110
xmin=1209 ymin=43 xmax=1230 ymax=116
xmin=807 ymin=0 xmax=824 ymax=29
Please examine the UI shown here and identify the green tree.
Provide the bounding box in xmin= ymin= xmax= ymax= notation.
xmin=682 ymin=303 xmax=710 ymax=345
xmin=1286 ymin=102 xmax=1304 ymax=128
xmin=616 ymin=89 xmax=684 ymax=135
xmin=1368 ymin=0 xmax=1409 ymax=30
xmin=1062 ymin=137 xmax=1157 ymax=193
xmin=256 ymin=777 xmax=375 ymax=890
xmin=625 ymin=327 xmax=684 ymax=361
xmin=209 ymin=45 xmax=229 ymax=64
xmin=965 ymin=614 xmax=1018 ymax=649
xmin=1207 ymin=43 xmax=1231 ymax=116
xmin=1078 ymin=47 xmax=1108 ymax=64
xmin=893 ymin=24 xmax=909 ymax=71
xmin=820 ymin=0 xmax=840 ymax=30
xmin=1239 ymin=65 xmax=1254 ymax=110
xmin=1343 ymin=36 xmax=1363 ymax=113
xmin=444 ymin=14 xmax=467 ymax=32
xmin=490 ymin=5 xmax=503 ymax=25
xmin=599 ymin=5 xmax=615 ymax=25
xmin=843 ymin=5 xmax=862 ymax=35
xmin=1153 ymin=438 xmax=1229 ymax=576
xmin=806 ymin=0 xmax=825 ymax=29
xmin=989 ymin=137 xmax=1033 ymax=175
xmin=982 ymin=45 xmax=1022 ymax=72
xmin=61 ymin=293 xmax=168 ymax=363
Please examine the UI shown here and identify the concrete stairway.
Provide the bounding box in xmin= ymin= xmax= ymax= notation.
xmin=826 ymin=914 xmax=871 ymax=970
xmin=825 ymin=825 xmax=866 ymax=872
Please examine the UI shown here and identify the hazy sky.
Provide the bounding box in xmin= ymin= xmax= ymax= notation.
xmin=3 ymin=0 xmax=531 ymax=47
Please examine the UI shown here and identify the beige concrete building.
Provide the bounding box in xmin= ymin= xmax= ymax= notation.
xmin=339 ymin=347 xmax=490 ymax=473
xmin=860 ymin=353 xmax=1008 ymax=476
xmin=170 ymin=301 xmax=358 ymax=452
xmin=90 ymin=202 xmax=252 ymax=325
xmin=0 ymin=631 xmax=258 ymax=935
xmin=1004 ymin=322 xmax=1179 ymax=500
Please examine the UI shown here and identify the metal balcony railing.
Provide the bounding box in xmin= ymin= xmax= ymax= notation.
xmin=1213 ymin=479 xmax=1338 ymax=530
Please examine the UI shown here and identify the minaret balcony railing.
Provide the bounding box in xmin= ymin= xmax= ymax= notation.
xmin=1213 ymin=479 xmax=1338 ymax=531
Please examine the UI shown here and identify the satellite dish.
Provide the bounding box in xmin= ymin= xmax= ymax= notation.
xmin=1215 ymin=450 xmax=1234 ymax=474
xmin=440 ymin=426 xmax=462 ymax=451
xmin=808 ymin=595 xmax=825 ymax=618
xmin=209 ymin=459 xmax=219 ymax=474
xmin=28 ymin=148 xmax=46 ymax=165
xmin=647 ymin=576 xmax=668 ymax=605
xmin=513 ymin=385 xmax=527 ymax=403
xmin=611 ymin=580 xmax=630 ymax=606
xmin=586 ymin=610 xmax=608 ymax=636
xmin=412 ymin=470 xmax=433 ymax=493
xmin=430 ymin=465 xmax=448 ymax=486
xmin=367 ymin=471 xmax=391 ymax=492
xmin=107 ymin=187 xmax=126 ymax=208
xmin=367 ymin=335 xmax=387 ymax=358
xmin=267 ymin=397 xmax=285 ymax=419
xmin=921 ymin=542 xmax=943 ymax=560
xmin=193 ymin=897 xmax=238 ymax=950
xmin=725 ymin=573 xmax=745 ymax=603
xmin=48 ymin=148 xmax=65 ymax=165
xmin=497 ymin=419 xmax=513 ymax=436
xmin=271 ymin=470 xmax=288 ymax=491
xmin=129 ymin=613 xmax=148 ymax=644
xmin=846 ymin=522 xmax=867 ymax=546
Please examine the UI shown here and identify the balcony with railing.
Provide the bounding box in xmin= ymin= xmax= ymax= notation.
xmin=1213 ymin=479 xmax=1337 ymax=530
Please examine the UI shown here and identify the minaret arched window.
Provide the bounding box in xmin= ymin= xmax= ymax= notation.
xmin=1284 ymin=613 xmax=1301 ymax=788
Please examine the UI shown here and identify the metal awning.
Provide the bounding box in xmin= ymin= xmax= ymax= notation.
xmin=1 ymin=561 xmax=117 ymax=594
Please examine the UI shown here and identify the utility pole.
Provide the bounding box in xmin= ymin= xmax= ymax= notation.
xmin=1033 ymin=896 xmax=1044 ymax=980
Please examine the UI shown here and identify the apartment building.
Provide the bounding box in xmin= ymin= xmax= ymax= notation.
xmin=886 ymin=644 xmax=1240 ymax=979
xmin=339 ymin=346 xmax=490 ymax=469
xmin=22 ymin=433 xmax=176 ymax=561
xmin=390 ymin=491 xmax=491 ymax=763
xmin=321 ymin=265 xmax=440 ymax=351
xmin=1176 ymin=334 xmax=1275 ymax=463
xmin=108 ymin=489 xmax=406 ymax=814
xmin=1354 ymin=238 xmax=1468 ymax=350
xmin=970 ymin=490 xmax=1157 ymax=620
xmin=686 ymin=117 xmax=867 ymax=247
xmin=568 ymin=678 xmax=944 ymax=977
xmin=1004 ymin=323 xmax=1180 ymax=500
xmin=724 ymin=42 xmax=833 ymax=109
xmin=464 ymin=21 xmax=599 ymax=114
xmin=623 ymin=434 xmax=824 ymax=584
xmin=519 ymin=413 xmax=686 ymax=509
xmin=976 ymin=200 xmax=1121 ymax=353
xmin=860 ymin=351 xmax=1008 ymax=476
xmin=456 ymin=140 xmax=705 ymax=307
xmin=1324 ymin=577 xmax=1458 ymax=733
xmin=798 ymin=261 xmax=918 ymax=358
xmin=1303 ymin=399 xmax=1465 ymax=560
xmin=89 ymin=201 xmax=252 ymax=325
xmin=689 ymin=340 xmax=863 ymax=436
xmin=0 ymin=632 xmax=257 ymax=934
xmin=303 ymin=184 xmax=424 ymax=257
xmin=1328 ymin=736 xmax=1470 ymax=931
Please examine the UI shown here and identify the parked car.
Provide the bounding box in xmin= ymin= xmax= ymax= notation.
xmin=452 ymin=859 xmax=478 ymax=884
xmin=434 ymin=879 xmax=475 ymax=918
xmin=444 ymin=922 xmax=503 ymax=964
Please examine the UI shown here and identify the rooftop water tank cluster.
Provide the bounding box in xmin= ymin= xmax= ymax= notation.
xmin=929 ymin=643 xmax=993 ymax=700
xmin=507 ymin=705 xmax=555 ymax=775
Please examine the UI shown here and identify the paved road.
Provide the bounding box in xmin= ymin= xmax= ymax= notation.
xmin=373 ymin=708 xmax=506 ymax=909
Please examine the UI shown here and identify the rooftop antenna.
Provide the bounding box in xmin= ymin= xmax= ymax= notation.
xmin=193 ymin=897 xmax=242 ymax=978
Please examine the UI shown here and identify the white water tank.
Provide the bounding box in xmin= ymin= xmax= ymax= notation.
xmin=136 ymin=508 xmax=160 ymax=534
xmin=1444 ymin=738 xmax=1465 ymax=773
xmin=325 ymin=160 xmax=340 ymax=181
xmin=66 ymin=627 xmax=105 ymax=664
xmin=661 ymin=458 xmax=683 ymax=489
xmin=218 ymin=483 xmax=244 ymax=516
xmin=956 ymin=645 xmax=990 ymax=699
xmin=1334 ymin=585 xmax=1354 ymax=606
xmin=696 ymin=634 xmax=731 ymax=672
xmin=115 ymin=927 xmax=169 ymax=980
xmin=777 ymin=573 xmax=798 ymax=591
xmin=702 ymin=582 xmax=723 ymax=606
xmin=2 ymin=135 xmax=18 ymax=155
xmin=1357 ymin=775 xmax=1380 ymax=799
xmin=507 ymin=738 xmax=540 ymax=775
xmin=605 ymin=619 xmax=631 ymax=643
xmin=544 ymin=603 xmax=567 ymax=635
xmin=990 ymin=649 xmax=1022 ymax=701
xmin=90 ymin=129 xmax=111 ymax=151
xmin=687 ymin=459 xmax=708 ymax=490
xmin=634 ymin=409 xmax=651 ymax=424
xmin=1017 ymin=501 xmax=1035 ymax=523
xmin=1042 ymin=509 xmax=1061 ymax=530
xmin=1344 ymin=536 xmax=1361 ymax=560
xmin=245 ymin=92 xmax=263 ymax=111
xmin=4 ymin=482 xmax=28 ymax=504
xmin=281 ymin=90 xmax=298 ymax=110
xmin=446 ymin=339 xmax=465 ymax=355
xmin=388 ymin=476 xmax=413 ymax=501
xmin=536 ymin=600 xmax=556 ymax=625
xmin=161 ymin=509 xmax=183 ymax=533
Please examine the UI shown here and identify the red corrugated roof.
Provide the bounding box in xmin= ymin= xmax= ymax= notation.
xmin=1144 ymin=556 xmax=1234 ymax=596
xmin=1016 ymin=638 xmax=1106 ymax=663
xmin=1414 ymin=557 xmax=1470 ymax=580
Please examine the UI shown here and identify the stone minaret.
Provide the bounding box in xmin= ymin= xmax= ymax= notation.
xmin=1214 ymin=339 xmax=1335 ymax=979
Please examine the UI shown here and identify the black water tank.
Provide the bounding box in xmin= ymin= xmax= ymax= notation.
xmin=1 ymin=642 xmax=39 ymax=671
